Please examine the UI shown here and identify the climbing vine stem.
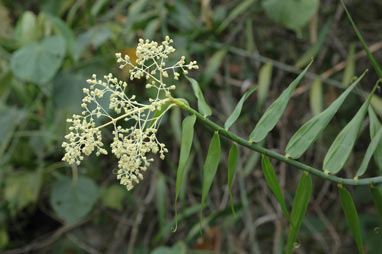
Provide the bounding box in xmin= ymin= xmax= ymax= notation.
xmin=170 ymin=96 xmax=382 ymax=186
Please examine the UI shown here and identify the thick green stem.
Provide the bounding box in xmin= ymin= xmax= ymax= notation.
xmin=170 ymin=97 xmax=382 ymax=186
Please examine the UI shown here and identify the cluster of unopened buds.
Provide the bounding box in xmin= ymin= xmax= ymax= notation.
xmin=62 ymin=36 xmax=198 ymax=190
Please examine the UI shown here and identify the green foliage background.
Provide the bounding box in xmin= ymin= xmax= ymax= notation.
xmin=1 ymin=0 xmax=382 ymax=253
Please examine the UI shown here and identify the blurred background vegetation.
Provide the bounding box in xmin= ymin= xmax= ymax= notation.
xmin=1 ymin=0 xmax=382 ymax=253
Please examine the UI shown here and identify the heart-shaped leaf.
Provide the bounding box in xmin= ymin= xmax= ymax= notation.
xmin=263 ymin=0 xmax=319 ymax=31
xmin=50 ymin=176 xmax=99 ymax=223
xmin=11 ymin=35 xmax=66 ymax=84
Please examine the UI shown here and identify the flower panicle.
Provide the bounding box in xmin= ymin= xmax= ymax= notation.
xmin=62 ymin=36 xmax=198 ymax=190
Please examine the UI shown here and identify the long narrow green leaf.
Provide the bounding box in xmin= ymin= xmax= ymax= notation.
xmin=286 ymin=172 xmax=312 ymax=254
xmin=175 ymin=115 xmax=196 ymax=201
xmin=286 ymin=72 xmax=366 ymax=159
xmin=186 ymin=76 xmax=212 ymax=117
xmin=341 ymin=0 xmax=382 ymax=79
xmin=338 ymin=185 xmax=364 ymax=254
xmin=261 ymin=155 xmax=289 ymax=219
xmin=174 ymin=114 xmax=196 ymax=230
xmin=257 ymin=61 xmax=273 ymax=110
xmin=371 ymin=95 xmax=382 ymax=118
xmin=201 ymin=132 xmax=221 ymax=219
xmin=228 ymin=143 xmax=239 ymax=215
xmin=156 ymin=173 xmax=167 ymax=230
xmin=295 ymin=21 xmax=331 ymax=69
xmin=43 ymin=12 xmax=77 ymax=61
xmin=225 ymin=86 xmax=257 ymax=130
xmin=250 ymin=60 xmax=312 ymax=142
xmin=368 ymin=107 xmax=382 ymax=174
xmin=202 ymin=49 xmax=227 ymax=87
xmin=216 ymin=0 xmax=255 ymax=33
xmin=370 ymin=185 xmax=382 ymax=225
xmin=309 ymin=78 xmax=323 ymax=116
xmin=147 ymin=100 xmax=171 ymax=128
xmin=355 ymin=123 xmax=382 ymax=178
xmin=343 ymin=43 xmax=356 ymax=87
xmin=323 ymin=81 xmax=379 ymax=174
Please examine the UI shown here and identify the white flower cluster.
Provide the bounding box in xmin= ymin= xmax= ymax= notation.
xmin=62 ymin=36 xmax=198 ymax=190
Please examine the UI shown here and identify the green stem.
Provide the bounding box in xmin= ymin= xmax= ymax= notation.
xmin=72 ymin=164 xmax=78 ymax=185
xmin=170 ymin=97 xmax=382 ymax=186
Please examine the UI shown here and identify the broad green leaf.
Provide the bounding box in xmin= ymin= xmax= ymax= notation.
xmin=224 ymin=86 xmax=257 ymax=130
xmin=286 ymin=72 xmax=366 ymax=159
xmin=355 ymin=122 xmax=382 ymax=178
xmin=43 ymin=12 xmax=77 ymax=61
xmin=341 ymin=0 xmax=382 ymax=79
xmin=323 ymin=81 xmax=379 ymax=174
xmin=261 ymin=155 xmax=289 ymax=219
xmin=201 ymin=132 xmax=221 ymax=218
xmin=174 ymin=115 xmax=196 ymax=229
xmin=4 ymin=170 xmax=42 ymax=214
xmin=228 ymin=143 xmax=239 ymax=215
xmin=53 ymin=72 xmax=87 ymax=113
xmin=263 ymin=0 xmax=319 ymax=31
xmin=309 ymin=78 xmax=323 ymax=116
xmin=50 ymin=176 xmax=99 ymax=223
xmin=100 ymin=184 xmax=126 ymax=211
xmin=157 ymin=173 xmax=167 ymax=229
xmin=186 ymin=76 xmax=212 ymax=117
xmin=343 ymin=43 xmax=356 ymax=87
xmin=257 ymin=61 xmax=273 ymax=110
xmin=53 ymin=72 xmax=110 ymax=116
xmin=370 ymin=185 xmax=382 ymax=225
xmin=286 ymin=172 xmax=312 ymax=254
xmin=250 ymin=60 xmax=312 ymax=142
xmin=338 ymin=185 xmax=364 ymax=254
xmin=11 ymin=36 xmax=66 ymax=84
xmin=201 ymin=49 xmax=226 ymax=87
xmin=217 ymin=0 xmax=255 ymax=33
xmin=368 ymin=107 xmax=382 ymax=174
xmin=295 ymin=21 xmax=331 ymax=68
